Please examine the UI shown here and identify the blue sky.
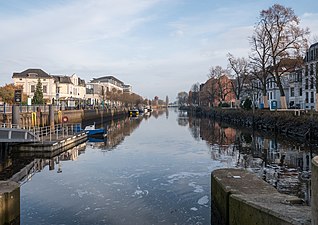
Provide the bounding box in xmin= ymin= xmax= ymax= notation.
xmin=1 ymin=0 xmax=318 ymax=101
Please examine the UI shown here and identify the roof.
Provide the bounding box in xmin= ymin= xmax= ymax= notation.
xmin=90 ymin=76 xmax=124 ymax=85
xmin=52 ymin=75 xmax=72 ymax=84
xmin=309 ymin=42 xmax=318 ymax=49
xmin=12 ymin=69 xmax=52 ymax=79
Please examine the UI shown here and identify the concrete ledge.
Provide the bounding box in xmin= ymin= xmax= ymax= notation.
xmin=0 ymin=181 xmax=20 ymax=225
xmin=229 ymin=194 xmax=311 ymax=225
xmin=211 ymin=168 xmax=311 ymax=225
xmin=11 ymin=132 xmax=87 ymax=152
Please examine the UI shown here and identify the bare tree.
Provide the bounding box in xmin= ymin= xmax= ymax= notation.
xmin=177 ymin=91 xmax=188 ymax=106
xmin=259 ymin=4 xmax=310 ymax=108
xmin=190 ymin=82 xmax=200 ymax=106
xmin=227 ymin=53 xmax=249 ymax=107
xmin=208 ymin=66 xmax=232 ymax=105
xmin=249 ymin=24 xmax=272 ymax=108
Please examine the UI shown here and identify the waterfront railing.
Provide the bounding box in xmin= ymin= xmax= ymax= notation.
xmin=29 ymin=123 xmax=83 ymax=142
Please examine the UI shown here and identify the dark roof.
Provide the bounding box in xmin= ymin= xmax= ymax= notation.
xmin=309 ymin=42 xmax=318 ymax=49
xmin=90 ymin=76 xmax=124 ymax=85
xmin=52 ymin=75 xmax=72 ymax=84
xmin=78 ymin=78 xmax=86 ymax=86
xmin=12 ymin=68 xmax=52 ymax=79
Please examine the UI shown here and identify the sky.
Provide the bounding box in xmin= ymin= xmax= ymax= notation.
xmin=1 ymin=0 xmax=318 ymax=101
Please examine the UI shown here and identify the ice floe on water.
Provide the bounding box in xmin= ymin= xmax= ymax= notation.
xmin=132 ymin=186 xmax=149 ymax=198
xmin=188 ymin=182 xmax=204 ymax=193
xmin=197 ymin=195 xmax=209 ymax=206
xmin=167 ymin=172 xmax=208 ymax=184
xmin=76 ymin=189 xmax=88 ymax=198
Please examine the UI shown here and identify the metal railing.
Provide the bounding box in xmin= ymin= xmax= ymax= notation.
xmin=0 ymin=122 xmax=83 ymax=143
xmin=0 ymin=105 xmax=61 ymax=113
xmin=28 ymin=123 xmax=83 ymax=142
xmin=0 ymin=123 xmax=20 ymax=128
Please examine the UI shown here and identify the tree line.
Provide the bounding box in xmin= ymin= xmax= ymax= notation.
xmin=178 ymin=4 xmax=312 ymax=109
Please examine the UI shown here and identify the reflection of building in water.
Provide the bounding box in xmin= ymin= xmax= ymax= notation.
xmin=0 ymin=144 xmax=86 ymax=224
xmin=89 ymin=117 xmax=144 ymax=150
xmin=0 ymin=181 xmax=20 ymax=225
xmin=187 ymin=113 xmax=317 ymax=204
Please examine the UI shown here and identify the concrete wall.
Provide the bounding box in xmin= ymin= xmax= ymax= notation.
xmin=211 ymin=169 xmax=311 ymax=225
xmin=312 ymin=156 xmax=318 ymax=225
xmin=0 ymin=181 xmax=20 ymax=225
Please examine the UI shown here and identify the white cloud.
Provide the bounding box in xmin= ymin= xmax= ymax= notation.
xmin=2 ymin=1 xmax=316 ymax=100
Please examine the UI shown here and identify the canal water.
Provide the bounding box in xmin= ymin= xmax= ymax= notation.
xmin=1 ymin=109 xmax=316 ymax=224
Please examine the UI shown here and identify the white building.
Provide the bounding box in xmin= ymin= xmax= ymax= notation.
xmin=52 ymin=74 xmax=86 ymax=107
xmin=303 ymin=42 xmax=318 ymax=110
xmin=12 ymin=69 xmax=56 ymax=104
xmin=88 ymin=76 xmax=126 ymax=107
xmin=12 ymin=69 xmax=86 ymax=106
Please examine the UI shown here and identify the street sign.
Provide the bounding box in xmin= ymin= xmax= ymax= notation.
xmin=14 ymin=90 xmax=22 ymax=103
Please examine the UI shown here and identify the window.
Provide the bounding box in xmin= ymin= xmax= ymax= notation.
xmin=311 ymin=77 xmax=314 ymax=89
xmin=311 ymin=92 xmax=314 ymax=103
xmin=305 ymin=65 xmax=308 ymax=76
xmin=305 ymin=79 xmax=309 ymax=89
xmin=31 ymin=85 xmax=35 ymax=93
xmin=310 ymin=64 xmax=314 ymax=75
xmin=299 ymin=88 xmax=303 ymax=96
xmin=43 ymin=85 xmax=47 ymax=93
xmin=290 ymin=87 xmax=295 ymax=97
xmin=19 ymin=78 xmax=22 ymax=81
xmin=306 ymin=92 xmax=309 ymax=103
xmin=270 ymin=92 xmax=273 ymax=100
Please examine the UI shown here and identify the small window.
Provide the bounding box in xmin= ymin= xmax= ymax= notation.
xmin=43 ymin=85 xmax=47 ymax=94
xmin=19 ymin=78 xmax=22 ymax=81
xmin=290 ymin=87 xmax=294 ymax=97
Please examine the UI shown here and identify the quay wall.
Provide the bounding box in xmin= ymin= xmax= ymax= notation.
xmin=0 ymin=181 xmax=20 ymax=225
xmin=0 ymin=108 xmax=128 ymax=127
xmin=186 ymin=106 xmax=318 ymax=141
xmin=211 ymin=169 xmax=311 ymax=225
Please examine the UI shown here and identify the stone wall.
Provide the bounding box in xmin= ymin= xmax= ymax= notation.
xmin=211 ymin=168 xmax=311 ymax=225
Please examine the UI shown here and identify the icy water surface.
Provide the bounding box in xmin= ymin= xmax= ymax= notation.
xmin=13 ymin=109 xmax=316 ymax=224
xmin=20 ymin=109 xmax=227 ymax=225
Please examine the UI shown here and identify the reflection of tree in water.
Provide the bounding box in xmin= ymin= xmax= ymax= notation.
xmin=152 ymin=109 xmax=165 ymax=119
xmin=177 ymin=111 xmax=189 ymax=126
xmin=188 ymin=117 xmax=201 ymax=140
xmin=187 ymin=113 xmax=317 ymax=204
xmin=97 ymin=117 xmax=144 ymax=150
xmin=199 ymin=118 xmax=236 ymax=147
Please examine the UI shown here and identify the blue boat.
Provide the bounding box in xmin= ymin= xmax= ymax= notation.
xmin=84 ymin=123 xmax=107 ymax=137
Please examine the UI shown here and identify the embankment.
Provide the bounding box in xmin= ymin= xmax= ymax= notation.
xmin=186 ymin=107 xmax=318 ymax=141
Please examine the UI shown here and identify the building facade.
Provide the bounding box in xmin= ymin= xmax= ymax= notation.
xmin=12 ymin=69 xmax=56 ymax=104
xmin=12 ymin=69 xmax=86 ymax=106
xmin=303 ymin=42 xmax=318 ymax=110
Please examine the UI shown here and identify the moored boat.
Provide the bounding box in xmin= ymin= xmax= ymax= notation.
xmin=128 ymin=108 xmax=139 ymax=117
xmin=84 ymin=123 xmax=107 ymax=137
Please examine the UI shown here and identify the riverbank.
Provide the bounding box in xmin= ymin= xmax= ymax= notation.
xmin=184 ymin=106 xmax=318 ymax=141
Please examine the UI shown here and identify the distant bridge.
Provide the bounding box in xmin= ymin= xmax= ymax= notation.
xmin=0 ymin=127 xmax=39 ymax=143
